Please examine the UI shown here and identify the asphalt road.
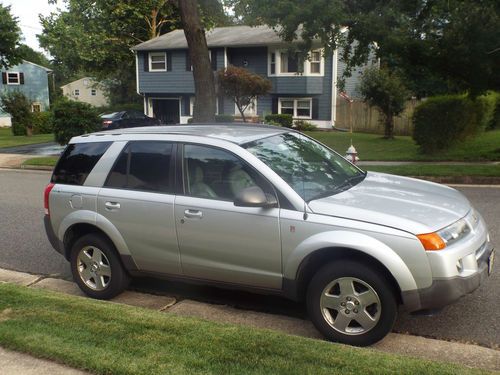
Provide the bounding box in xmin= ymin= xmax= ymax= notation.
xmin=0 ymin=168 xmax=498 ymax=347
xmin=0 ymin=142 xmax=64 ymax=156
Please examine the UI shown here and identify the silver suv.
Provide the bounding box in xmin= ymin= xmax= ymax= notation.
xmin=44 ymin=124 xmax=494 ymax=346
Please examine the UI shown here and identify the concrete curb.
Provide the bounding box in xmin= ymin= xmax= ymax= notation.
xmin=0 ymin=267 xmax=499 ymax=372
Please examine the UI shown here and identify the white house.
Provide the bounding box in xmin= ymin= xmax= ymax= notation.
xmin=61 ymin=77 xmax=109 ymax=107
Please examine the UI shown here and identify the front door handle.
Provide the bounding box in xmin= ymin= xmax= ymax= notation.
xmin=105 ymin=201 xmax=121 ymax=211
xmin=184 ymin=209 xmax=203 ymax=219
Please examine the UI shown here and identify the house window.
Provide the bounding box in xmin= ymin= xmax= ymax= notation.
xmin=83 ymin=79 xmax=89 ymax=86
xmin=310 ymin=50 xmax=321 ymax=74
xmin=149 ymin=52 xmax=167 ymax=71
xmin=91 ymin=89 xmax=97 ymax=96
xmin=270 ymin=53 xmax=276 ymax=75
xmin=74 ymin=89 xmax=80 ymax=96
xmin=32 ymin=103 xmax=41 ymax=112
xmin=280 ymin=52 xmax=299 ymax=74
xmin=278 ymin=98 xmax=312 ymax=119
xmin=7 ymin=72 xmax=20 ymax=85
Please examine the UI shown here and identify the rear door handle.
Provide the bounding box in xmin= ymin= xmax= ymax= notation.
xmin=184 ymin=209 xmax=203 ymax=219
xmin=105 ymin=201 xmax=121 ymax=211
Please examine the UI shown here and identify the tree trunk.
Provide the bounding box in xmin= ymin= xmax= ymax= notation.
xmin=177 ymin=0 xmax=216 ymax=123
xmin=384 ymin=113 xmax=394 ymax=139
xmin=237 ymin=103 xmax=247 ymax=123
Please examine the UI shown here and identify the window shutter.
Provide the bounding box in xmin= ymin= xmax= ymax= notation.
xmin=271 ymin=97 xmax=278 ymax=114
xmin=143 ymin=53 xmax=149 ymax=72
xmin=1 ymin=72 xmax=6 ymax=84
xmin=19 ymin=73 xmax=25 ymax=84
xmin=166 ymin=53 xmax=172 ymax=71
xmin=211 ymin=50 xmax=217 ymax=71
xmin=312 ymin=98 xmax=319 ymax=119
xmin=185 ymin=51 xmax=191 ymax=71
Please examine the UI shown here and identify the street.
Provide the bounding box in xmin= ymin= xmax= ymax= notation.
xmin=0 ymin=168 xmax=498 ymax=347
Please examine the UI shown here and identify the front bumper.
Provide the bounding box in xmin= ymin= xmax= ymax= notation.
xmin=402 ymin=242 xmax=494 ymax=312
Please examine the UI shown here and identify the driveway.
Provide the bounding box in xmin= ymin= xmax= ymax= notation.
xmin=0 ymin=168 xmax=498 ymax=347
xmin=0 ymin=142 xmax=64 ymax=156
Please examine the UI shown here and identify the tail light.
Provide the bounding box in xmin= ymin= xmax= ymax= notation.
xmin=44 ymin=183 xmax=55 ymax=216
xmin=102 ymin=120 xmax=113 ymax=128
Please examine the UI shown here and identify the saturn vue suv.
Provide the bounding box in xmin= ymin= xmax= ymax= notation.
xmin=44 ymin=124 xmax=494 ymax=346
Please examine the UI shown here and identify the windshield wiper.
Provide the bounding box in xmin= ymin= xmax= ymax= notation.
xmin=307 ymin=172 xmax=367 ymax=202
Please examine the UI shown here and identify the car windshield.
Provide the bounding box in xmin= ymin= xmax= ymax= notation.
xmin=101 ymin=112 xmax=120 ymax=119
xmin=243 ymin=132 xmax=366 ymax=202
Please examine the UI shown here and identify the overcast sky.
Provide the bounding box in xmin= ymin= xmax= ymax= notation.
xmin=4 ymin=0 xmax=64 ymax=53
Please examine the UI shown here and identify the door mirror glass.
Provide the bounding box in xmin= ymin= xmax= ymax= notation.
xmin=234 ymin=186 xmax=277 ymax=208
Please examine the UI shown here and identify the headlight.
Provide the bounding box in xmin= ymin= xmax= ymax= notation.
xmin=417 ymin=218 xmax=470 ymax=251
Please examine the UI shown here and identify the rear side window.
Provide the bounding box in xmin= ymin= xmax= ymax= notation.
xmin=105 ymin=141 xmax=174 ymax=193
xmin=52 ymin=142 xmax=111 ymax=185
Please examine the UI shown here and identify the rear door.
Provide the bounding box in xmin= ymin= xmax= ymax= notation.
xmin=174 ymin=143 xmax=282 ymax=289
xmin=97 ymin=141 xmax=181 ymax=275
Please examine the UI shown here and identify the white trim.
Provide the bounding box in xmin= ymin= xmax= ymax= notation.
xmin=149 ymin=52 xmax=167 ymax=72
xmin=331 ymin=49 xmax=338 ymax=127
xmin=31 ymin=102 xmax=42 ymax=112
xmin=224 ymin=47 xmax=228 ymax=68
xmin=6 ymin=72 xmax=20 ymax=85
xmin=267 ymin=48 xmax=324 ymax=77
xmin=143 ymin=97 xmax=148 ymax=115
xmin=278 ymin=97 xmax=312 ymax=119
xmin=135 ymin=52 xmax=140 ymax=94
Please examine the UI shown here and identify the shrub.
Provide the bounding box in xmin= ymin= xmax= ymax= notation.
xmin=264 ymin=114 xmax=293 ymax=128
xmin=52 ymin=98 xmax=100 ymax=145
xmin=31 ymin=111 xmax=54 ymax=134
xmin=215 ymin=114 xmax=235 ymax=123
xmin=293 ymin=120 xmax=317 ymax=131
xmin=476 ymin=91 xmax=500 ymax=130
xmin=0 ymin=91 xmax=32 ymax=135
xmin=413 ymin=94 xmax=483 ymax=153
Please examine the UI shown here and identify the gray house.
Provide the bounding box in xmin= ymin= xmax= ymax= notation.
xmin=0 ymin=60 xmax=52 ymax=127
xmin=132 ymin=25 xmax=367 ymax=128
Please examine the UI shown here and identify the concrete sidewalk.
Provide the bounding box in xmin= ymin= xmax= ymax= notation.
xmin=1 ymin=267 xmax=499 ymax=372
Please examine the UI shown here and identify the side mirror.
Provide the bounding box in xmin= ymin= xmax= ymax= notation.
xmin=234 ymin=186 xmax=278 ymax=208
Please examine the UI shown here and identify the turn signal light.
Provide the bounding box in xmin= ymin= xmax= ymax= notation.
xmin=417 ymin=233 xmax=446 ymax=251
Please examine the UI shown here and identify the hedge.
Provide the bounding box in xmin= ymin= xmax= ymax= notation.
xmin=264 ymin=114 xmax=293 ymax=128
xmin=31 ymin=112 xmax=54 ymax=134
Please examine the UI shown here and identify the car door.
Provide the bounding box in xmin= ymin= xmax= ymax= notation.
xmin=97 ymin=140 xmax=181 ymax=275
xmin=174 ymin=143 xmax=282 ymax=289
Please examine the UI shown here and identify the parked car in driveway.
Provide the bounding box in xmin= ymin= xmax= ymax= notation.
xmin=100 ymin=110 xmax=160 ymax=130
xmin=43 ymin=124 xmax=494 ymax=346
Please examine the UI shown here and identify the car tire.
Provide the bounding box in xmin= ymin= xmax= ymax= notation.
xmin=307 ymin=260 xmax=397 ymax=346
xmin=70 ymin=233 xmax=130 ymax=299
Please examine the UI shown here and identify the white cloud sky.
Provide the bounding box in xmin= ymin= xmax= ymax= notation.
xmin=3 ymin=0 xmax=65 ymax=53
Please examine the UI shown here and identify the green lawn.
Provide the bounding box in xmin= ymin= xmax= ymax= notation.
xmin=0 ymin=284 xmax=488 ymax=375
xmin=307 ymin=129 xmax=500 ymax=161
xmin=364 ymin=164 xmax=500 ymax=177
xmin=22 ymin=156 xmax=58 ymax=167
xmin=0 ymin=128 xmax=54 ymax=148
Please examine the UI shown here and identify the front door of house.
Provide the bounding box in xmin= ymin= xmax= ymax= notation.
xmin=152 ymin=99 xmax=180 ymax=124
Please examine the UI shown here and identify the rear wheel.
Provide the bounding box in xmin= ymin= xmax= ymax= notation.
xmin=307 ymin=260 xmax=397 ymax=346
xmin=70 ymin=233 xmax=129 ymax=299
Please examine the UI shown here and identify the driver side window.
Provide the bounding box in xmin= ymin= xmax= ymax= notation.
xmin=182 ymin=144 xmax=274 ymax=201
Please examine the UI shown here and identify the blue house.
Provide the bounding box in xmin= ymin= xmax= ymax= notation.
xmin=0 ymin=60 xmax=52 ymax=126
xmin=133 ymin=25 xmax=369 ymax=128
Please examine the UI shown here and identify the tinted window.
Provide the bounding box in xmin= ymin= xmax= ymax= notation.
xmin=52 ymin=142 xmax=111 ymax=185
xmin=106 ymin=141 xmax=173 ymax=193
xmin=183 ymin=144 xmax=273 ymax=201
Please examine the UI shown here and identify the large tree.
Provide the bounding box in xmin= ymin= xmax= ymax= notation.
xmin=0 ymin=4 xmax=22 ymax=69
xmin=229 ymin=0 xmax=500 ymax=97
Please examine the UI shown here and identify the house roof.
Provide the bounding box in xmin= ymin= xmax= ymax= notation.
xmin=132 ymin=25 xmax=301 ymax=51
xmin=60 ymin=77 xmax=102 ymax=89
xmin=22 ymin=60 xmax=52 ymax=72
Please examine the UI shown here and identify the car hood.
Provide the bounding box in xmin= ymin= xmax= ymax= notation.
xmin=308 ymin=172 xmax=471 ymax=234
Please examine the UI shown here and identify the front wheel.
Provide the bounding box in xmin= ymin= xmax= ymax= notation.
xmin=70 ymin=233 xmax=130 ymax=299
xmin=307 ymin=260 xmax=397 ymax=346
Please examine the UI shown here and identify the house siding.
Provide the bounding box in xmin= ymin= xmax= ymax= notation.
xmin=0 ymin=61 xmax=50 ymax=120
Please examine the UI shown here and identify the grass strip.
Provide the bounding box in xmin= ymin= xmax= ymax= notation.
xmin=22 ymin=156 xmax=58 ymax=167
xmin=364 ymin=164 xmax=500 ymax=177
xmin=0 ymin=128 xmax=53 ymax=148
xmin=307 ymin=129 xmax=500 ymax=161
xmin=0 ymin=283 xmax=490 ymax=375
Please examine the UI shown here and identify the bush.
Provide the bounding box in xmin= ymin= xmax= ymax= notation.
xmin=0 ymin=91 xmax=32 ymax=135
xmin=293 ymin=120 xmax=317 ymax=131
xmin=264 ymin=114 xmax=293 ymax=128
xmin=413 ymin=94 xmax=483 ymax=153
xmin=215 ymin=114 xmax=235 ymax=123
xmin=31 ymin=111 xmax=54 ymax=134
xmin=52 ymin=99 xmax=100 ymax=145
xmin=477 ymin=91 xmax=500 ymax=130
